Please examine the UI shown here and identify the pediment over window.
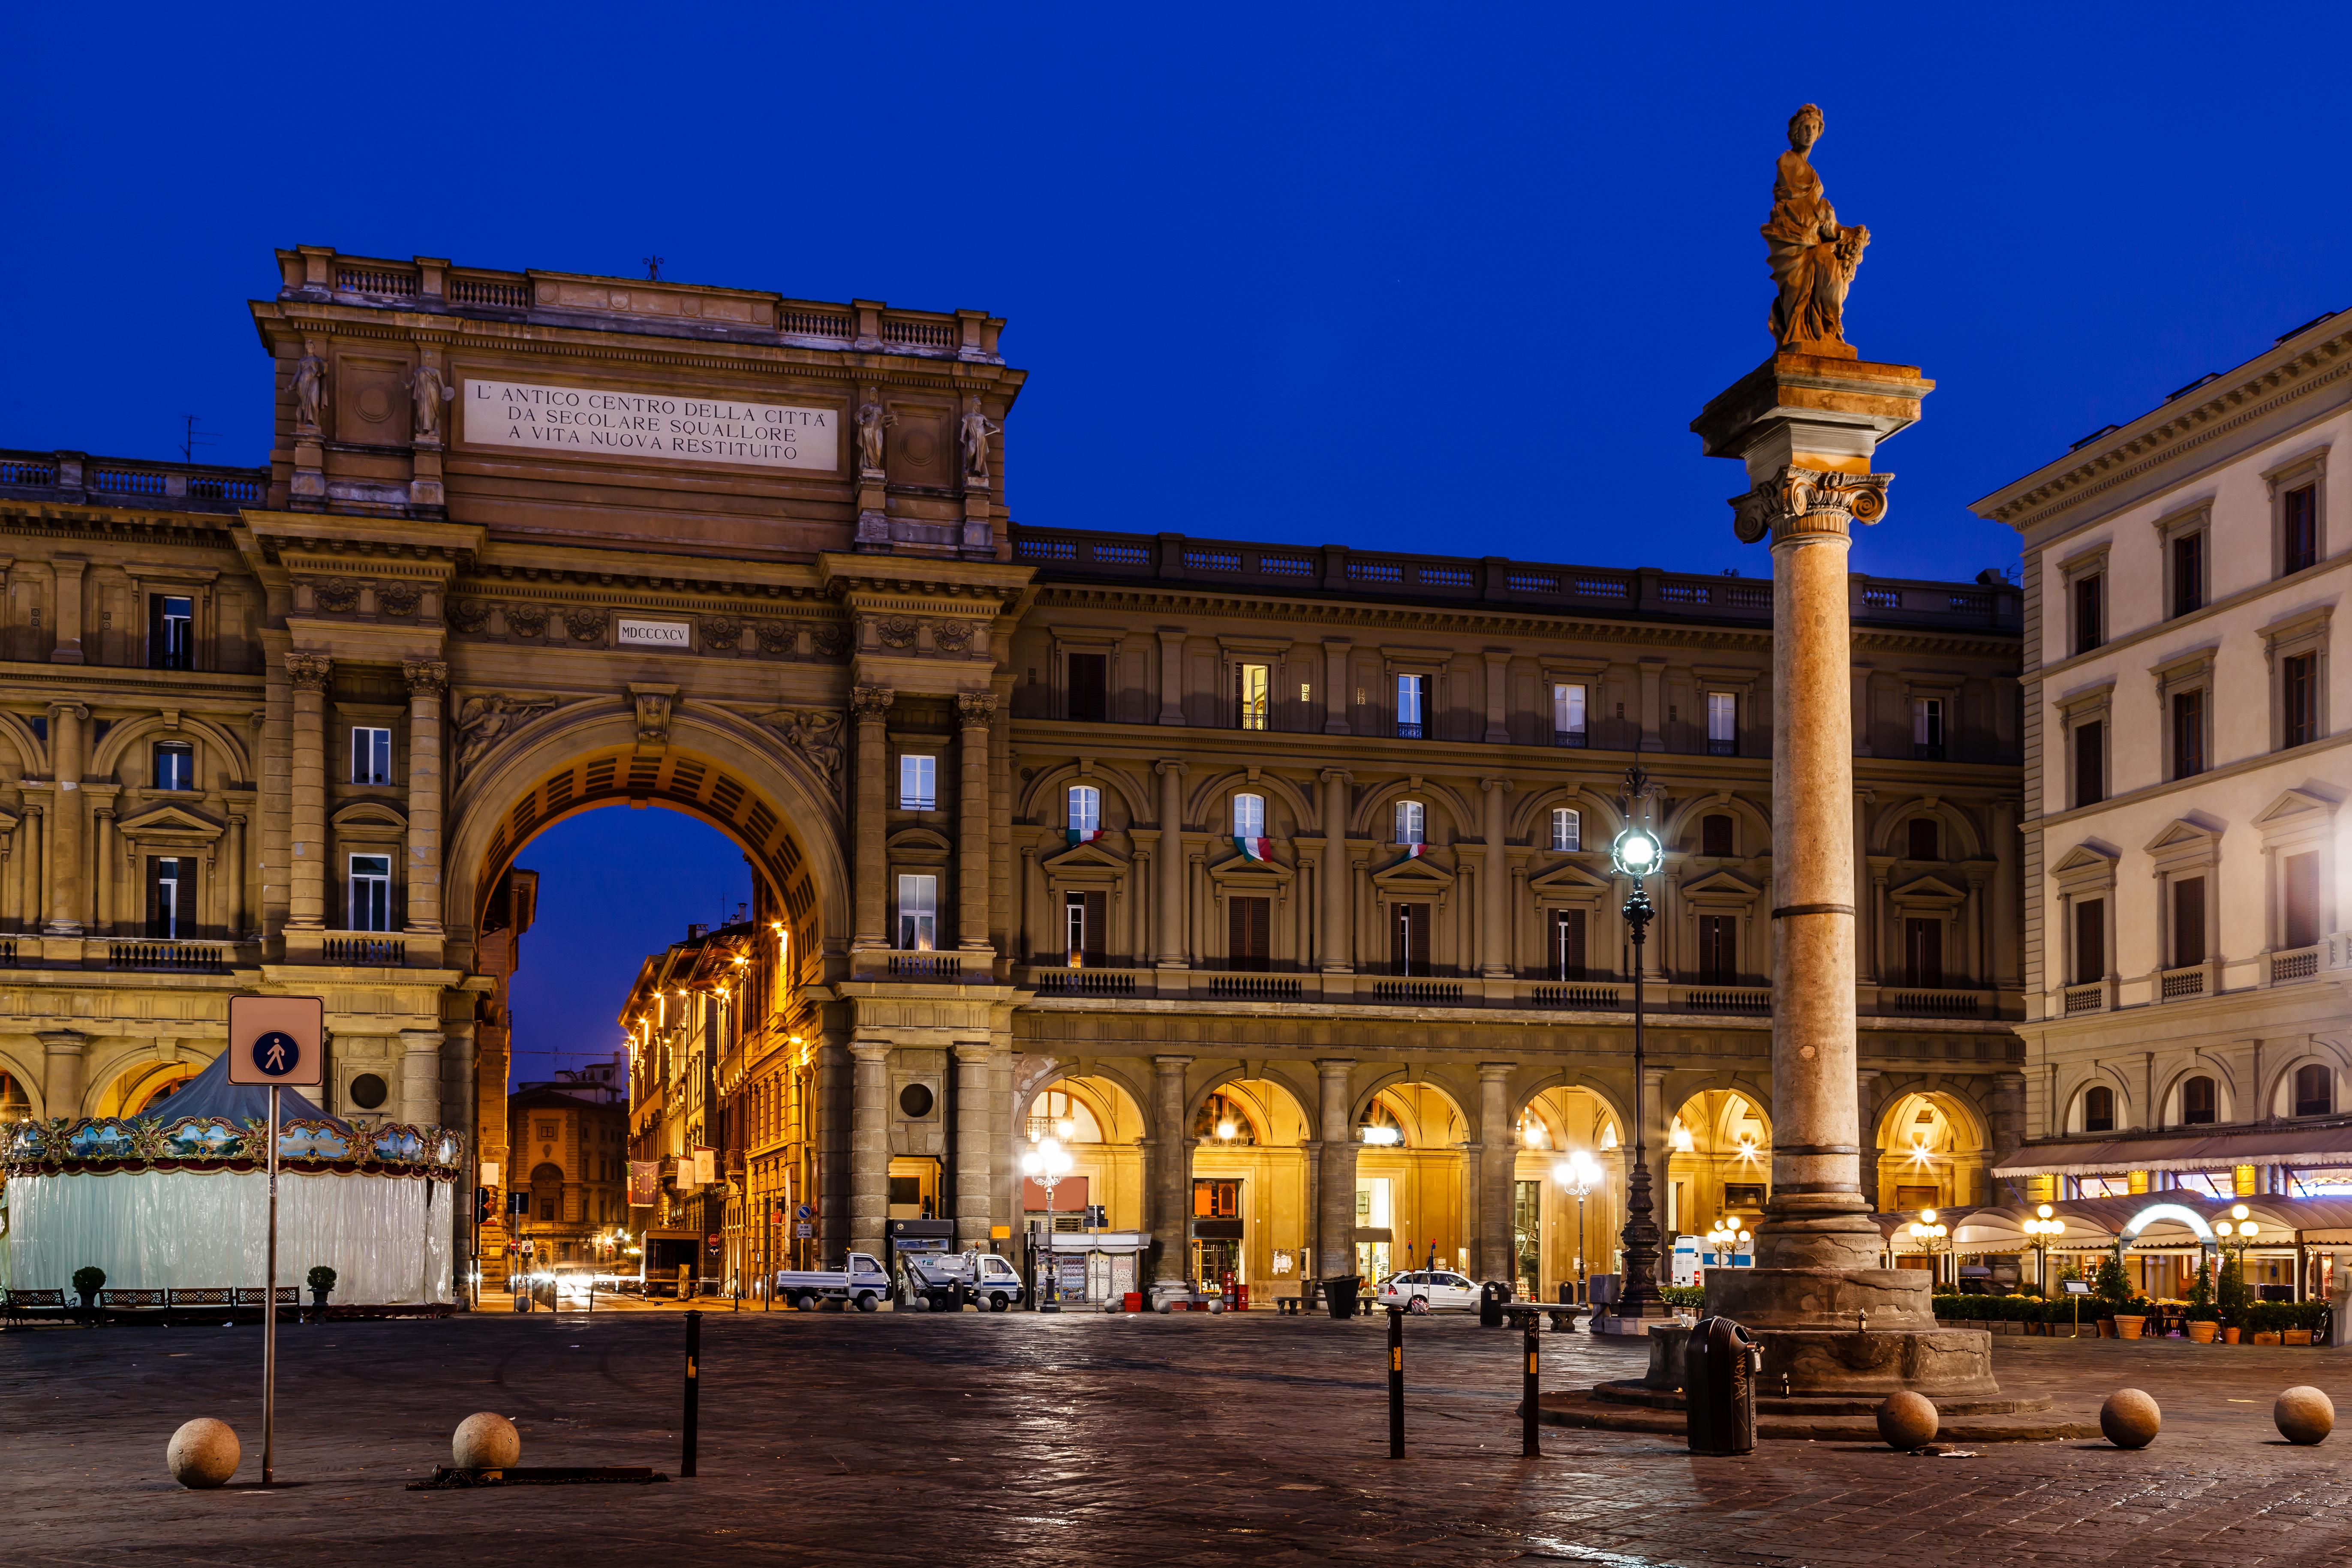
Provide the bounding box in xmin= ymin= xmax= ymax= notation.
xmin=2252 ymin=787 xmax=2341 ymax=831
xmin=1208 ymin=851 xmax=1293 ymax=889
xmin=1680 ymin=868 xmax=1762 ymax=907
xmin=1041 ymin=837 xmax=1131 ymax=874
xmin=2048 ymin=842 xmax=2119 ymax=877
xmin=1529 ymin=859 xmax=1612 ymax=900
xmin=2144 ymin=816 xmax=2222 ymax=855
xmin=117 ymin=802 xmax=224 ymax=845
xmin=1371 ymin=853 xmax=1456 ymax=894
xmin=889 ymin=826 xmax=954 ymax=865
xmin=1887 ymin=871 xmax=1969 ymax=908
xmin=330 ymin=800 xmax=408 ymax=833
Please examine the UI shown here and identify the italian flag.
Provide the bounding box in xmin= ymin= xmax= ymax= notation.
xmin=1066 ymin=828 xmax=1102 ymax=846
xmin=1401 ymin=843 xmax=1428 ymax=859
xmin=1235 ymin=836 xmax=1274 ymax=862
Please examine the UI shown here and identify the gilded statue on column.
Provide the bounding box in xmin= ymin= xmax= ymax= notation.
xmin=1762 ymin=104 xmax=1870 ymax=357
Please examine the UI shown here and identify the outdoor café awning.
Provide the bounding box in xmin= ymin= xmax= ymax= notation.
xmin=1871 ymin=1194 xmax=2352 ymax=1250
xmin=1991 ymin=1124 xmax=2352 ymax=1179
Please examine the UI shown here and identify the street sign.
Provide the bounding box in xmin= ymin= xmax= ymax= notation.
xmin=227 ymin=995 xmax=325 ymax=1087
xmin=707 ymin=1232 xmax=722 ymax=1256
xmin=795 ymin=1204 xmax=813 ymax=1220
xmin=795 ymin=1223 xmax=813 ymax=1238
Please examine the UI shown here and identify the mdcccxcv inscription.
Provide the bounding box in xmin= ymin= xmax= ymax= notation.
xmin=464 ymin=377 xmax=836 ymax=471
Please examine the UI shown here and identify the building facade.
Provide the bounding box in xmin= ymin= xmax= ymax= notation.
xmin=0 ymin=245 xmax=2027 ymax=1308
xmin=508 ymin=1064 xmax=629 ymax=1268
xmin=1972 ymin=307 xmax=2351 ymax=1274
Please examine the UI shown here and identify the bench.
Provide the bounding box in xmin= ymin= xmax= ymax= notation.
xmin=232 ymin=1287 xmax=300 ymax=1320
xmin=3 ymin=1289 xmax=69 ymax=1328
xmin=169 ymin=1287 xmax=237 ymax=1322
xmin=100 ymin=1289 xmax=171 ymax=1325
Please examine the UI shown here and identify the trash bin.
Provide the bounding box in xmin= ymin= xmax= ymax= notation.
xmin=1323 ymin=1275 xmax=1359 ymax=1320
xmin=1480 ymin=1280 xmax=1509 ymax=1328
xmin=1684 ymin=1314 xmax=1759 ymax=1456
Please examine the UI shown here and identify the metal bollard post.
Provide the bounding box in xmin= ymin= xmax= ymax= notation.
xmin=682 ymin=1310 xmax=701 ymax=1478
xmin=1522 ymin=1310 xmax=1540 ymax=1457
xmin=1387 ymin=1305 xmax=1405 ymax=1459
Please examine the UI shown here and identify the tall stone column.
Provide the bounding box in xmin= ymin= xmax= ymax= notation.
xmin=1479 ymin=778 xmax=1511 ymax=977
xmin=848 ymin=1039 xmax=891 ymax=1260
xmin=39 ymin=1029 xmax=85 ymax=1120
xmin=849 ymin=687 xmax=892 ymax=949
xmin=286 ymin=653 xmax=331 ymax=931
xmin=951 ymin=1039 xmax=995 ymax=1249
xmin=92 ymin=805 xmax=114 ymax=935
xmin=225 ymin=814 xmax=247 ymax=938
xmin=403 ymin=660 xmax=448 ymax=934
xmin=1154 ymin=760 xmax=1187 ymax=968
xmin=400 ymin=1030 xmax=445 ymax=1126
xmin=1318 ymin=770 xmax=1351 ymax=973
xmin=1150 ymin=1055 xmax=1192 ymax=1286
xmin=44 ymin=703 xmax=86 ymax=935
xmin=956 ymin=694 xmax=995 ymax=952
xmin=1314 ymin=1060 xmax=1357 ymax=1281
xmin=1478 ymin=1063 xmax=1516 ymax=1281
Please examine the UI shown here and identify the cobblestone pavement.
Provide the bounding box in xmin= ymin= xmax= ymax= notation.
xmin=8 ymin=1308 xmax=2352 ymax=1566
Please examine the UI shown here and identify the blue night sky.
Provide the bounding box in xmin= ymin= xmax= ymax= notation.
xmin=5 ymin=3 xmax=2342 ymax=1070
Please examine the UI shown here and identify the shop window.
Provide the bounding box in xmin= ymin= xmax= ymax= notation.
xmin=899 ymin=754 xmax=936 ymax=811
xmin=1552 ymin=683 xmax=1587 ymax=747
xmin=896 ymin=874 xmax=937 ymax=951
xmin=2284 ymin=852 xmax=2321 ymax=949
xmin=2295 ymin=1064 xmax=2333 ymax=1118
xmin=1913 ymin=697 xmax=1944 ymax=761
xmin=1235 ymin=663 xmax=1269 ymax=730
xmin=349 ymin=854 xmax=391 ymax=931
xmin=2072 ymin=897 xmax=2105 ymax=985
xmin=1550 ymin=908 xmax=1585 ymax=981
xmin=148 ymin=594 xmax=192 ymax=671
xmin=1701 ymin=814 xmax=1733 ymax=857
xmin=2172 ymin=876 xmax=2207 ymax=967
xmin=1706 ymin=692 xmax=1736 ymax=756
xmin=1696 ymin=914 xmax=1736 ymax=985
xmin=1389 ymin=903 xmax=1431 ymax=976
xmin=2181 ymin=1075 xmax=2216 ymax=1126
xmin=2083 ymin=1085 xmax=2115 ymax=1133
xmin=1066 ymin=653 xmax=1108 ymax=723
xmin=152 ymin=741 xmax=193 ymax=792
xmin=1905 ymin=918 xmax=1943 ymax=989
xmin=1227 ymin=896 xmax=1269 ymax=972
xmin=1395 ymin=674 xmax=1427 ymax=739
xmin=2072 ymin=720 xmax=2105 ymax=807
xmin=147 ymin=856 xmax=190 ymax=940
xmin=1062 ymin=890 xmax=1104 ymax=968
xmin=1550 ymin=807 xmax=1581 ymax=852
xmin=1907 ymin=817 xmax=1938 ymax=860
xmin=1393 ymin=800 xmax=1425 ymax=846
xmin=352 ymin=726 xmax=392 ymax=785
xmin=1512 ymin=1179 xmax=1541 ymax=1294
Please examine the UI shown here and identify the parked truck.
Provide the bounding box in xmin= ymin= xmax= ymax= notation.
xmin=901 ymin=1250 xmax=1025 ymax=1312
xmin=774 ymin=1253 xmax=891 ymax=1312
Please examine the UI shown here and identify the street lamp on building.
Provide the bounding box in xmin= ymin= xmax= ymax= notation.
xmin=1553 ymin=1150 xmax=1602 ymax=1304
xmin=1022 ymin=1138 xmax=1071 ymax=1313
xmin=1609 ymin=766 xmax=1665 ymax=1318
xmin=1704 ymin=1215 xmax=1751 ymax=1270
xmin=2021 ymin=1204 xmax=2066 ymax=1295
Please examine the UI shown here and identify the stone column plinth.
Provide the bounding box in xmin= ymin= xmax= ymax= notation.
xmin=1689 ymin=351 xmax=1999 ymax=1399
xmin=40 ymin=1029 xmax=86 ymax=1120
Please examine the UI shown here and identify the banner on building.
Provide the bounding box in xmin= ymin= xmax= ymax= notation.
xmin=628 ymin=1161 xmax=660 ymax=1205
xmin=693 ymin=1147 xmax=716 ymax=1186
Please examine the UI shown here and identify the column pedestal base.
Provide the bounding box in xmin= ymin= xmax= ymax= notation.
xmin=1699 ymin=1265 xmax=2000 ymax=1398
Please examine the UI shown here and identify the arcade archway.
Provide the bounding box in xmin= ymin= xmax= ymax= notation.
xmin=1514 ymin=1084 xmax=1625 ymax=1300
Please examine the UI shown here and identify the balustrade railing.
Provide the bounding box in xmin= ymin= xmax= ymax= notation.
xmin=108 ymin=940 xmax=230 ymax=973
xmin=323 ymin=935 xmax=406 ymax=966
xmin=2063 ymin=984 xmax=2106 ymax=1015
xmin=2158 ymin=966 xmax=2207 ymax=1000
xmin=2271 ymin=946 xmax=2320 ymax=984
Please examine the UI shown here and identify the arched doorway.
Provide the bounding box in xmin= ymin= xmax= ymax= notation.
xmin=1873 ymin=1091 xmax=1989 ymax=1215
xmin=1188 ymin=1077 xmax=1312 ymax=1301
xmin=1021 ymin=1074 xmax=1147 ymax=1305
xmin=97 ymin=1058 xmax=202 ymax=1119
xmin=1353 ymin=1081 xmax=1468 ymax=1284
xmin=1514 ymin=1085 xmax=1624 ymax=1301
xmin=1667 ymin=1089 xmax=1773 ymax=1252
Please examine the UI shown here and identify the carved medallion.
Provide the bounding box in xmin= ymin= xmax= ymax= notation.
xmin=314 ymin=581 xmax=360 ymax=613
xmin=503 ymin=604 xmax=551 ymax=638
xmin=449 ymin=600 xmax=490 ymax=634
xmin=562 ymin=608 xmax=605 ymax=643
xmin=701 ymin=616 xmax=744 ymax=651
xmin=932 ymin=620 xmax=976 ymax=655
xmin=877 ymin=615 xmax=918 ymax=649
xmin=377 ymin=583 xmax=421 ymax=617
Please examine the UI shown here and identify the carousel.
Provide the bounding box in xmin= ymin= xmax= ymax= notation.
xmin=1 ymin=1048 xmax=465 ymax=1309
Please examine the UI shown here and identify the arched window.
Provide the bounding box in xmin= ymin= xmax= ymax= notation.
xmin=1701 ymin=814 xmax=1733 ymax=857
xmin=1067 ymin=785 xmax=1101 ymax=835
xmin=2295 ymin=1064 xmax=2333 ymax=1118
xmin=1907 ymin=817 xmax=1940 ymax=860
xmin=1192 ymin=1091 xmax=1258 ymax=1145
xmin=1232 ymin=793 xmax=1266 ymax=839
xmin=2181 ymin=1075 xmax=2216 ymax=1126
xmin=1025 ymin=1088 xmax=1103 ymax=1143
xmin=1359 ymin=1098 xmax=1407 ymax=1147
xmin=1393 ymin=801 xmax=1426 ymax=846
xmin=2082 ymin=1085 xmax=2115 ymax=1133
xmin=1550 ymin=807 xmax=1581 ymax=852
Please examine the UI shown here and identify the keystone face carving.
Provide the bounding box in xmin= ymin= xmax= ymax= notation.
xmin=630 ymin=686 xmax=675 ymax=747
xmin=454 ymin=694 xmax=559 ymax=776
xmin=1729 ymin=465 xmax=1892 ymax=546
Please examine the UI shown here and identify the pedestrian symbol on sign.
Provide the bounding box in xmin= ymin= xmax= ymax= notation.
xmin=252 ymin=1031 xmax=300 ymax=1077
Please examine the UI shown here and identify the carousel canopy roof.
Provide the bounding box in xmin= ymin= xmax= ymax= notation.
xmin=1992 ymin=1123 xmax=2352 ymax=1178
xmin=134 ymin=1047 xmax=347 ymax=1133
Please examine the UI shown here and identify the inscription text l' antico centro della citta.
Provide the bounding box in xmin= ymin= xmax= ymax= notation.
xmin=463 ymin=377 xmax=836 ymax=471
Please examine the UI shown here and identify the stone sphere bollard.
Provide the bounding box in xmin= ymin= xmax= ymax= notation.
xmin=2099 ymin=1388 xmax=2161 ymax=1449
xmin=2275 ymin=1386 xmax=2334 ymax=1445
xmin=166 ymin=1418 xmax=241 ymax=1488
xmin=1876 ymin=1391 xmax=1939 ymax=1451
xmin=451 ymin=1412 xmax=522 ymax=1470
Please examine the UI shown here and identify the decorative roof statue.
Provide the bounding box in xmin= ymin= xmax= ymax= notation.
xmin=1763 ymin=104 xmax=1870 ymax=357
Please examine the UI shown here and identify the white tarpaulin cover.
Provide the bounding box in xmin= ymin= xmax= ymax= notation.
xmin=3 ymin=1168 xmax=453 ymax=1303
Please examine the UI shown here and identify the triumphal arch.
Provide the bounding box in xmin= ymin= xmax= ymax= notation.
xmin=0 ymin=246 xmax=2031 ymax=1301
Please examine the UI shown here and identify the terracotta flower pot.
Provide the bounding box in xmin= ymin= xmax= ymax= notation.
xmin=2187 ymin=1320 xmax=2218 ymax=1343
xmin=2254 ymin=1331 xmax=2281 ymax=1345
xmin=2283 ymin=1329 xmax=2312 ymax=1346
xmin=2113 ymin=1315 xmax=2146 ymax=1340
xmin=2223 ymin=1326 xmax=2241 ymax=1344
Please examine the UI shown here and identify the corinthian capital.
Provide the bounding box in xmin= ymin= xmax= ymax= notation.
xmin=285 ymin=652 xmax=333 ymax=691
xmin=403 ymin=659 xmax=450 ymax=697
xmin=848 ymin=685 xmax=894 ymax=721
xmin=1729 ymin=465 xmax=1892 ymax=547
xmin=955 ymin=691 xmax=998 ymax=728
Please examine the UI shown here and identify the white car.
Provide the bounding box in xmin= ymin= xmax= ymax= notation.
xmin=1376 ymin=1270 xmax=1480 ymax=1313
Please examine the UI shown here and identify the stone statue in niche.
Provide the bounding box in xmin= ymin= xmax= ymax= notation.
xmin=960 ymin=399 xmax=1002 ymax=481
xmin=1762 ymin=103 xmax=1870 ymax=357
xmin=855 ymin=399 xmax=896 ymax=472
xmin=292 ymin=354 xmax=330 ymax=430
xmin=454 ymin=694 xmax=559 ymax=776
xmin=406 ymin=364 xmax=454 ymax=442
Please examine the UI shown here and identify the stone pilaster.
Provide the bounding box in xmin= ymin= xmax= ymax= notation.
xmin=403 ymin=660 xmax=448 ymax=934
xmin=43 ymin=703 xmax=85 ymax=935
xmin=1150 ymin=1055 xmax=1191 ymax=1286
xmin=1154 ymin=760 xmax=1187 ymax=968
xmin=1314 ymin=1060 xmax=1357 ymax=1281
xmin=286 ymin=653 xmax=331 ymax=931
xmin=1478 ymin=1063 xmax=1516 ymax=1281
xmin=39 ymin=1029 xmax=85 ymax=1120
xmin=1319 ymin=770 xmax=1351 ymax=973
xmin=955 ymin=693 xmax=995 ymax=952
xmin=399 ymin=1030 xmax=445 ymax=1126
xmin=849 ymin=687 xmax=892 ymax=949
xmin=952 ymin=1039 xmax=996 ymax=1249
xmin=848 ymin=1039 xmax=890 ymax=1260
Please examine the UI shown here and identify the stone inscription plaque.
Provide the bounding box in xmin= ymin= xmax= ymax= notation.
xmin=464 ymin=377 xmax=836 ymax=471
xmin=617 ymin=618 xmax=692 ymax=649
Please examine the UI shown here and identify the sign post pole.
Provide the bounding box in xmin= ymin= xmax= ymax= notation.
xmin=264 ymin=1081 xmax=279 ymax=1484
xmin=227 ymin=994 xmax=325 ymax=1491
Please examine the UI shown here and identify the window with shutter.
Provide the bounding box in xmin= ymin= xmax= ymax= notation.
xmin=1228 ymin=896 xmax=1270 ymax=971
xmin=1389 ymin=903 xmax=1431 ymax=976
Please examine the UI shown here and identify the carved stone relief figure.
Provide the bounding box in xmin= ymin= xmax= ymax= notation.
xmin=454 ymin=694 xmax=560 ymax=776
xmin=1763 ymin=103 xmax=1871 ymax=356
xmin=292 ymin=354 xmax=330 ymax=431
xmin=855 ymin=398 xmax=897 ymax=472
xmin=406 ymin=363 xmax=455 ymax=442
xmin=759 ymin=708 xmax=845 ymax=788
xmin=960 ymin=398 xmax=1003 ymax=481
xmin=631 ymin=688 xmax=674 ymax=746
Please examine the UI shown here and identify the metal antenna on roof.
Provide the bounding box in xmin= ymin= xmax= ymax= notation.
xmin=179 ymin=415 xmax=217 ymax=463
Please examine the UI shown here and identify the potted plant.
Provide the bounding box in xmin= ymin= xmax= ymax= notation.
xmin=2094 ymin=1251 xmax=2135 ymax=1337
xmin=2218 ymin=1253 xmax=2250 ymax=1344
xmin=2185 ymin=1257 xmax=2219 ymax=1343
xmin=306 ymin=1265 xmax=337 ymax=1322
xmin=71 ymin=1265 xmax=105 ymax=1322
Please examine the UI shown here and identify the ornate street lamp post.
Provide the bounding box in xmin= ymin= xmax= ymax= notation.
xmin=2021 ymin=1205 xmax=2066 ymax=1296
xmin=1021 ymin=1138 xmax=1071 ymax=1313
xmin=1610 ymin=766 xmax=1666 ymax=1318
